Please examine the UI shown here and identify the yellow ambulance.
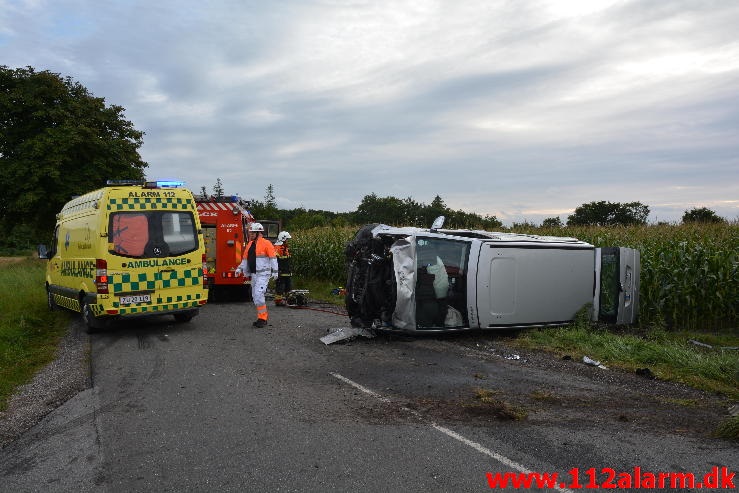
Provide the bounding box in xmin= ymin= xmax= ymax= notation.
xmin=39 ymin=180 xmax=209 ymax=331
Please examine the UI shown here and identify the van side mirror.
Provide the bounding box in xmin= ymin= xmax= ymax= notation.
xmin=430 ymin=216 xmax=445 ymax=232
xmin=37 ymin=244 xmax=49 ymax=259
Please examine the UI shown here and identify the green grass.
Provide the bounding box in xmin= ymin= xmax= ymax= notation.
xmin=292 ymin=275 xmax=347 ymax=305
xmin=0 ymin=258 xmax=70 ymax=411
xmin=510 ymin=323 xmax=739 ymax=400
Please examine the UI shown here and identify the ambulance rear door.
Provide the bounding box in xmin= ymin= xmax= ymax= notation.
xmin=108 ymin=208 xmax=205 ymax=315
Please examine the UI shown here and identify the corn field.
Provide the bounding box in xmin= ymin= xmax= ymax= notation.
xmin=291 ymin=227 xmax=355 ymax=283
xmin=291 ymin=223 xmax=738 ymax=331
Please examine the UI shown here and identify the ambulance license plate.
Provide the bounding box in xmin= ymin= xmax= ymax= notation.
xmin=119 ymin=294 xmax=151 ymax=305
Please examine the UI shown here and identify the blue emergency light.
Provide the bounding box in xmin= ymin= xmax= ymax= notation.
xmin=144 ymin=180 xmax=185 ymax=189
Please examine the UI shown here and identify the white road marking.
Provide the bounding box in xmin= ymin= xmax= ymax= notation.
xmin=330 ymin=371 xmax=573 ymax=493
xmin=329 ymin=371 xmax=391 ymax=403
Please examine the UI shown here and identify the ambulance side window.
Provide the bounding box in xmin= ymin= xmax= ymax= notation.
xmin=48 ymin=226 xmax=60 ymax=258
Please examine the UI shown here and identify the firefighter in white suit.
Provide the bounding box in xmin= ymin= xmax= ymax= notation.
xmin=235 ymin=223 xmax=279 ymax=327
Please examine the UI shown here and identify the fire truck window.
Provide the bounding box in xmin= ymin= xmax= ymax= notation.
xmin=110 ymin=214 xmax=149 ymax=257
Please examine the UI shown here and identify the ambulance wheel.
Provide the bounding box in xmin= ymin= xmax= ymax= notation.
xmin=47 ymin=289 xmax=57 ymax=311
xmin=174 ymin=310 xmax=196 ymax=323
xmin=82 ymin=301 xmax=103 ymax=333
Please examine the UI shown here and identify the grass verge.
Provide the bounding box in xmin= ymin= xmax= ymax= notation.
xmin=509 ymin=324 xmax=739 ymax=400
xmin=0 ymin=258 xmax=70 ymax=411
xmin=292 ymin=275 xmax=346 ymax=305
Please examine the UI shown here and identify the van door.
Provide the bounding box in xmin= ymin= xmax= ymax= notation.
xmin=593 ymin=247 xmax=640 ymax=324
xmin=109 ymin=210 xmax=202 ymax=313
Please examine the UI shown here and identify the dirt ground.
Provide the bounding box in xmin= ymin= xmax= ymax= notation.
xmin=338 ymin=329 xmax=736 ymax=442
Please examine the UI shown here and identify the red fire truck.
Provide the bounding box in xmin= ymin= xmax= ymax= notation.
xmin=196 ymin=196 xmax=281 ymax=300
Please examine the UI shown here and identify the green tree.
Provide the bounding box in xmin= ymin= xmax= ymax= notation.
xmin=567 ymin=201 xmax=649 ymax=226
xmin=682 ymin=207 xmax=725 ymax=224
xmin=354 ymin=193 xmax=406 ymax=225
xmin=265 ymin=184 xmax=276 ymax=209
xmin=353 ymin=193 xmax=502 ymax=230
xmin=0 ymin=66 xmax=147 ymax=242
xmin=289 ymin=212 xmax=329 ymax=230
xmin=213 ymin=178 xmax=224 ymax=198
xmin=422 ymin=194 xmax=447 ymax=226
xmin=263 ymin=184 xmax=278 ymax=219
xmin=542 ymin=217 xmax=563 ymax=228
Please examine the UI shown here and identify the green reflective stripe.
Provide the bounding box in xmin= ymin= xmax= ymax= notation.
xmin=111 ymin=268 xmax=201 ymax=293
xmin=118 ymin=300 xmax=201 ymax=315
xmin=107 ymin=197 xmax=193 ymax=211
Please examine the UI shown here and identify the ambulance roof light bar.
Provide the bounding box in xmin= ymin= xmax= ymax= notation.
xmin=106 ymin=179 xmax=144 ymax=186
xmin=145 ymin=180 xmax=185 ymax=189
xmin=106 ymin=179 xmax=185 ymax=189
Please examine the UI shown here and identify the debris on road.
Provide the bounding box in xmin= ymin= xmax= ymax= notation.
xmin=689 ymin=339 xmax=739 ymax=351
xmin=321 ymin=327 xmax=377 ymax=345
xmin=583 ymin=355 xmax=608 ymax=369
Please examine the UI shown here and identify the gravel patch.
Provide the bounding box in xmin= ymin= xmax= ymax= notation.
xmin=0 ymin=323 xmax=90 ymax=448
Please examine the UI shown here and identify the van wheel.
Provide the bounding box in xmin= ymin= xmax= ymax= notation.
xmin=47 ymin=289 xmax=57 ymax=311
xmin=82 ymin=301 xmax=102 ymax=333
xmin=174 ymin=311 xmax=195 ymax=323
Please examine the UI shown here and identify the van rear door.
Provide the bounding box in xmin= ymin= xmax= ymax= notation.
xmin=593 ymin=247 xmax=640 ymax=324
xmin=109 ymin=210 xmax=203 ymax=313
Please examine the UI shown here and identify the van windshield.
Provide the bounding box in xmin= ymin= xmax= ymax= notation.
xmin=109 ymin=211 xmax=198 ymax=258
xmin=415 ymin=237 xmax=471 ymax=328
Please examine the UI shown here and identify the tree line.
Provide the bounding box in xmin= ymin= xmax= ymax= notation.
xmin=0 ymin=66 xmax=729 ymax=252
xmin=204 ymin=180 xmax=727 ymax=233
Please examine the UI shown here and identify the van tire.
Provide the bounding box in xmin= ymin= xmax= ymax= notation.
xmin=82 ymin=301 xmax=102 ymax=333
xmin=174 ymin=310 xmax=196 ymax=323
xmin=47 ymin=289 xmax=57 ymax=311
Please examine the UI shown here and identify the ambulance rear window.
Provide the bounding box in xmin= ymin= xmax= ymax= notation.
xmin=109 ymin=211 xmax=198 ymax=258
xmin=111 ymin=214 xmax=148 ymax=256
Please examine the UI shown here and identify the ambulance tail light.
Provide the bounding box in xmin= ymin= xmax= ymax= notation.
xmin=202 ymin=253 xmax=207 ymax=284
xmin=95 ymin=259 xmax=109 ymax=294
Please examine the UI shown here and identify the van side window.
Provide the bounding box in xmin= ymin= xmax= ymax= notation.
xmin=49 ymin=226 xmax=60 ymax=258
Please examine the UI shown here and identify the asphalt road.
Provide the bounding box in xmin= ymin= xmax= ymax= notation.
xmin=1 ymin=299 xmax=737 ymax=492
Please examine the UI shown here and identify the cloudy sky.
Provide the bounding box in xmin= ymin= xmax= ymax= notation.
xmin=2 ymin=0 xmax=738 ymax=224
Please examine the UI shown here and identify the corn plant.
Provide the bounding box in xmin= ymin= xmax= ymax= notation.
xmin=291 ymin=227 xmax=355 ymax=283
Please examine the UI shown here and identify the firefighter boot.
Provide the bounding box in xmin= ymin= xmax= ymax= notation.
xmin=253 ymin=319 xmax=267 ymax=328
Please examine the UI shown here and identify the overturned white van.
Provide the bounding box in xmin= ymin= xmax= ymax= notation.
xmin=344 ymin=221 xmax=639 ymax=332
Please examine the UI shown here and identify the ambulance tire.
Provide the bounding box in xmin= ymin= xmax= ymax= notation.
xmin=47 ymin=288 xmax=57 ymax=311
xmin=82 ymin=300 xmax=104 ymax=333
xmin=174 ymin=310 xmax=196 ymax=323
